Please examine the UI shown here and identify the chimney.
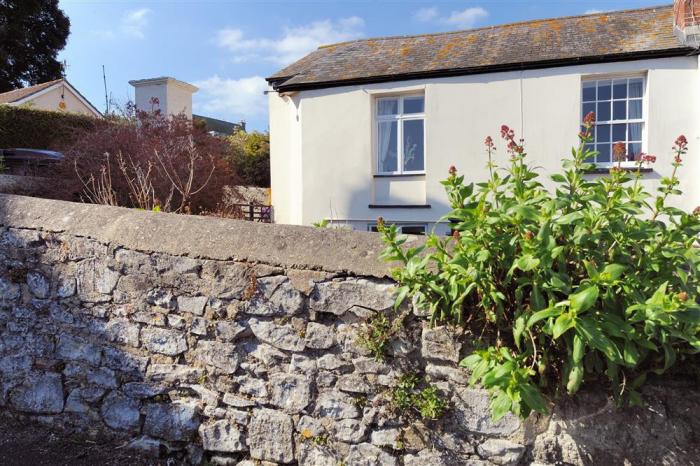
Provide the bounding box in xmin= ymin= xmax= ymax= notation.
xmin=674 ymin=0 xmax=700 ymax=46
xmin=128 ymin=77 xmax=198 ymax=119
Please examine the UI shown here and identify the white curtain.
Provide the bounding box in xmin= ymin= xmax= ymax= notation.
xmin=378 ymin=121 xmax=394 ymax=172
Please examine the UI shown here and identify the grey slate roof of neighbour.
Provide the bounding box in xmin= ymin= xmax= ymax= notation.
xmin=193 ymin=114 xmax=245 ymax=135
xmin=267 ymin=5 xmax=696 ymax=91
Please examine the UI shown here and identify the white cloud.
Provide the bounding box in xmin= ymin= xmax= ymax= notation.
xmin=122 ymin=8 xmax=152 ymax=39
xmin=414 ymin=7 xmax=439 ymax=22
xmin=584 ymin=9 xmax=605 ymax=14
xmin=413 ymin=6 xmax=488 ymax=29
xmin=215 ymin=17 xmax=365 ymax=65
xmin=194 ymin=75 xmax=268 ymax=120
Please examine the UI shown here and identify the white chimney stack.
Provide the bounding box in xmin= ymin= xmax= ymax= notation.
xmin=128 ymin=77 xmax=198 ymax=119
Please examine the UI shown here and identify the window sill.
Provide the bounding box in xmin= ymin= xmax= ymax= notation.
xmin=373 ymin=173 xmax=426 ymax=178
xmin=368 ymin=204 xmax=431 ymax=209
xmin=585 ymin=166 xmax=653 ymax=174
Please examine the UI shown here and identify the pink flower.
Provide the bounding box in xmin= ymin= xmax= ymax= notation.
xmin=674 ymin=135 xmax=688 ymax=151
xmin=484 ymin=136 xmax=495 ymax=150
xmin=582 ymin=111 xmax=596 ymax=128
xmin=639 ymin=153 xmax=656 ymax=165
xmin=448 ymin=165 xmax=457 ymax=176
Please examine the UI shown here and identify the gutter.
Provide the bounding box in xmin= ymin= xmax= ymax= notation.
xmin=267 ymin=47 xmax=699 ymax=92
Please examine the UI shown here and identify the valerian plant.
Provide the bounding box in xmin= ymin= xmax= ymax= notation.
xmin=379 ymin=113 xmax=700 ymax=420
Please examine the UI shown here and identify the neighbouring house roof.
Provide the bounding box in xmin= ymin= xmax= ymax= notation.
xmin=267 ymin=5 xmax=697 ymax=92
xmin=0 ymin=78 xmax=103 ymax=117
xmin=0 ymin=79 xmax=63 ymax=104
xmin=193 ymin=114 xmax=245 ymax=135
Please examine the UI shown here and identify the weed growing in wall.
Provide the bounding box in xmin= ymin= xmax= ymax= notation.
xmin=380 ymin=113 xmax=700 ymax=420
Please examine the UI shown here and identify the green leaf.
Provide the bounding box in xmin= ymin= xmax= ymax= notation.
xmin=459 ymin=353 xmax=481 ymax=369
xmin=527 ymin=307 xmax=563 ymax=329
xmin=566 ymin=363 xmax=584 ymax=394
xmin=513 ymin=315 xmax=526 ymax=350
xmin=519 ymin=383 xmax=548 ymax=414
xmin=600 ymin=264 xmax=626 ymax=282
xmin=553 ymin=312 xmax=576 ymax=339
xmin=515 ymin=255 xmax=540 ymax=272
xmin=572 ymin=334 xmax=585 ymax=363
xmin=483 ymin=361 xmax=515 ymax=387
xmin=570 ymin=286 xmax=599 ymax=314
xmin=556 ymin=211 xmax=585 ymax=225
xmin=576 ymin=317 xmax=623 ymax=364
xmin=491 ymin=390 xmax=512 ymax=421
xmin=623 ymin=340 xmax=641 ymax=366
xmin=550 ymin=174 xmax=567 ymax=183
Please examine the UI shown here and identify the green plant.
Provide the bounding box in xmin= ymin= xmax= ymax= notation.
xmin=312 ymin=219 xmax=331 ymax=228
xmin=380 ymin=114 xmax=700 ymax=420
xmin=357 ymin=311 xmax=403 ymax=361
xmin=391 ymin=374 xmax=448 ymax=420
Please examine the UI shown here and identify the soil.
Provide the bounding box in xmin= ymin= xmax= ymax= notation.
xmin=0 ymin=416 xmax=171 ymax=466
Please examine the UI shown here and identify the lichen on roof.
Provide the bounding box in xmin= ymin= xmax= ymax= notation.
xmin=267 ymin=5 xmax=693 ymax=91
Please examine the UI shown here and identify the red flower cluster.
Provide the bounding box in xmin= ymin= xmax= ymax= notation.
xmin=674 ymin=135 xmax=688 ymax=151
xmin=613 ymin=142 xmax=626 ymax=162
xmin=673 ymin=135 xmax=688 ymax=164
xmin=448 ymin=165 xmax=457 ymax=176
xmin=452 ymin=230 xmax=461 ymax=240
xmin=484 ymin=136 xmax=495 ymax=150
xmin=638 ymin=153 xmax=656 ymax=165
xmin=500 ymin=125 xmax=525 ymax=156
xmin=583 ymin=111 xmax=596 ymax=128
xmin=376 ymin=216 xmax=385 ymax=230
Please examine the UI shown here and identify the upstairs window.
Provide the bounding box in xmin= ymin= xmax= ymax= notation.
xmin=376 ymin=95 xmax=425 ymax=174
xmin=368 ymin=223 xmax=426 ymax=235
xmin=582 ymin=77 xmax=644 ymax=164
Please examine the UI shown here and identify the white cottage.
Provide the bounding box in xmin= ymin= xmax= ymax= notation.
xmin=267 ymin=2 xmax=700 ymax=234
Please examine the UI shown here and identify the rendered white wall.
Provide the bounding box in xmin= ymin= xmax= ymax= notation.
xmin=269 ymin=56 xmax=700 ymax=230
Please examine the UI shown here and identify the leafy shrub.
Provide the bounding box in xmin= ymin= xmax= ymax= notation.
xmin=53 ymin=110 xmax=239 ymax=214
xmin=0 ymin=105 xmax=102 ymax=149
xmin=380 ymin=113 xmax=700 ymax=420
xmin=357 ymin=311 xmax=405 ymax=361
xmin=226 ymin=130 xmax=270 ymax=187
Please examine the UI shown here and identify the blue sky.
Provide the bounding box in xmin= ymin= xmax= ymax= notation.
xmin=58 ymin=0 xmax=665 ymax=130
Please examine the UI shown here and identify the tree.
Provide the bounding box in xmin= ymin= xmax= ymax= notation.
xmin=227 ymin=130 xmax=270 ymax=187
xmin=0 ymin=0 xmax=70 ymax=92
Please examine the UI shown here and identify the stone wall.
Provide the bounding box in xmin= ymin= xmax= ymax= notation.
xmin=0 ymin=193 xmax=698 ymax=466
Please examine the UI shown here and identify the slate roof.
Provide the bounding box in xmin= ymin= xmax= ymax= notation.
xmin=268 ymin=5 xmax=695 ymax=91
xmin=0 ymin=79 xmax=63 ymax=104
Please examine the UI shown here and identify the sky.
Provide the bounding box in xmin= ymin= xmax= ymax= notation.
xmin=58 ymin=0 xmax=667 ymax=130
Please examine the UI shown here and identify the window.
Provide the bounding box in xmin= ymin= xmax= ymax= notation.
xmin=376 ymin=95 xmax=425 ymax=174
xmin=581 ymin=77 xmax=644 ymax=164
xmin=368 ymin=223 xmax=426 ymax=235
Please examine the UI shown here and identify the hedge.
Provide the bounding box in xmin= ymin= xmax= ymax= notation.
xmin=0 ymin=105 xmax=105 ymax=150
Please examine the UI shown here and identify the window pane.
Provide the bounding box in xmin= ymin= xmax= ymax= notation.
xmin=584 ymin=143 xmax=595 ymax=163
xmin=582 ymin=82 xmax=596 ymax=102
xmin=404 ymin=96 xmax=424 ymax=114
xmin=378 ymin=121 xmax=398 ymax=172
xmin=582 ymin=102 xmax=595 ymax=120
xmin=613 ymin=80 xmax=627 ymax=99
xmin=596 ymin=124 xmax=610 ymax=143
xmin=628 ymin=142 xmax=642 ymax=159
xmin=612 ymin=123 xmax=626 ymax=142
xmin=629 ymin=99 xmax=642 ymax=119
xmin=596 ymin=144 xmax=611 ymax=163
xmin=597 ymin=80 xmax=612 ymax=100
xmin=629 ymin=78 xmax=643 ymax=98
xmin=401 ymin=225 xmax=425 ymax=235
xmin=613 ymin=100 xmax=626 ymax=120
xmin=377 ymin=99 xmax=398 ymax=116
xmin=628 ymin=123 xmax=642 ymax=142
xmin=403 ymin=119 xmax=424 ymax=172
xmin=369 ymin=225 xmax=379 ymax=232
xmin=597 ymin=101 xmax=611 ymax=121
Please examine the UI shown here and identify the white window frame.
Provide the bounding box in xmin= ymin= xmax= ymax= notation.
xmin=581 ymin=75 xmax=646 ymax=167
xmin=367 ymin=222 xmax=427 ymax=235
xmin=375 ymin=95 xmax=426 ymax=175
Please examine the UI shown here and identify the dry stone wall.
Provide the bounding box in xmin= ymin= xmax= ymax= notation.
xmin=0 ymin=194 xmax=699 ymax=466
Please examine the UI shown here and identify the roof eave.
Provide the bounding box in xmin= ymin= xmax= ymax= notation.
xmin=270 ymin=47 xmax=698 ymax=93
